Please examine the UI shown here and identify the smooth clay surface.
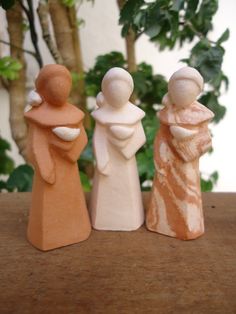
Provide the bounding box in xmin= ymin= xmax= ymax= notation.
xmin=146 ymin=67 xmax=214 ymax=240
xmin=90 ymin=67 xmax=146 ymax=231
xmin=24 ymin=64 xmax=91 ymax=251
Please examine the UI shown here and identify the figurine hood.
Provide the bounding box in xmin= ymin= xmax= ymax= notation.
xmin=25 ymin=64 xmax=84 ymax=127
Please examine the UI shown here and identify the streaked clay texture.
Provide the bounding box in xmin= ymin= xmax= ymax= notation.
xmin=146 ymin=67 xmax=214 ymax=240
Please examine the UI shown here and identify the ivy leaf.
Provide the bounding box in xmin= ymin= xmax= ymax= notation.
xmin=217 ymin=28 xmax=230 ymax=45
xmin=201 ymin=171 xmax=219 ymax=192
xmin=201 ymin=178 xmax=213 ymax=192
xmin=6 ymin=164 xmax=34 ymax=192
xmin=187 ymin=41 xmax=224 ymax=82
xmin=0 ymin=180 xmax=7 ymax=191
xmin=0 ymin=138 xmax=14 ymax=175
xmin=200 ymin=92 xmax=226 ymax=123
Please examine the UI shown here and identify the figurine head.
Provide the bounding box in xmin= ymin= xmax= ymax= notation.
xmin=101 ymin=67 xmax=134 ymax=108
xmin=35 ymin=64 xmax=72 ymax=107
xmin=168 ymin=67 xmax=204 ymax=109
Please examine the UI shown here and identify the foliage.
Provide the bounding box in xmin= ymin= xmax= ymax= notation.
xmin=62 ymin=0 xmax=79 ymax=7
xmin=201 ymin=171 xmax=219 ymax=192
xmin=0 ymin=137 xmax=34 ymax=192
xmin=0 ymin=57 xmax=22 ymax=80
xmin=1 ymin=0 xmax=227 ymax=192
xmin=0 ymin=138 xmax=14 ymax=175
xmin=62 ymin=0 xmax=94 ymax=7
xmin=0 ymin=0 xmax=15 ymax=10
xmin=85 ymin=52 xmax=126 ymax=97
xmin=6 ymin=164 xmax=34 ymax=192
xmin=119 ymin=0 xmax=229 ymax=125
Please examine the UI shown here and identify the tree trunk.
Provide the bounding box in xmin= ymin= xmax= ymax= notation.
xmin=117 ymin=0 xmax=137 ymax=102
xmin=6 ymin=3 xmax=27 ymax=160
xmin=37 ymin=0 xmax=63 ymax=64
xmin=117 ymin=0 xmax=137 ymax=72
xmin=48 ymin=1 xmax=90 ymax=127
xmin=67 ymin=6 xmax=90 ymax=128
xmin=125 ymin=29 xmax=137 ymax=73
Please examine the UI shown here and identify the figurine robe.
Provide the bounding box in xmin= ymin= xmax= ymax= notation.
xmin=24 ymin=64 xmax=91 ymax=250
xmin=90 ymin=104 xmax=146 ymax=231
xmin=146 ymin=102 xmax=214 ymax=240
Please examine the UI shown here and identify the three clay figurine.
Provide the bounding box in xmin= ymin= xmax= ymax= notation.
xmin=89 ymin=67 xmax=146 ymax=231
xmin=146 ymin=66 xmax=214 ymax=240
xmin=24 ymin=64 xmax=91 ymax=251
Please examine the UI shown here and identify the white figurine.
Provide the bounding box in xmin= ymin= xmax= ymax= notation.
xmin=89 ymin=67 xmax=146 ymax=231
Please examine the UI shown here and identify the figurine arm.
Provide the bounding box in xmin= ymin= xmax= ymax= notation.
xmin=109 ymin=125 xmax=134 ymax=140
xmin=64 ymin=124 xmax=88 ymax=163
xmin=93 ymin=123 xmax=110 ymax=175
xmin=170 ymin=124 xmax=212 ymax=162
xmin=32 ymin=125 xmax=55 ymax=184
xmin=51 ymin=124 xmax=88 ymax=163
xmin=120 ymin=121 xmax=146 ymax=160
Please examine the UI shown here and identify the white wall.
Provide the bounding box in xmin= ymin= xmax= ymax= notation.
xmin=0 ymin=0 xmax=235 ymax=191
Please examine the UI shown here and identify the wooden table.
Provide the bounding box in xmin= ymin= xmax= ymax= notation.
xmin=0 ymin=192 xmax=235 ymax=314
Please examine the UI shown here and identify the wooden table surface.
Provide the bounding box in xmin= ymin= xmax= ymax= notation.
xmin=0 ymin=192 xmax=235 ymax=314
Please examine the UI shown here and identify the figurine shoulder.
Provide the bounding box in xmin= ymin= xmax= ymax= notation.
xmin=91 ymin=102 xmax=145 ymax=125
xmin=24 ymin=102 xmax=84 ymax=127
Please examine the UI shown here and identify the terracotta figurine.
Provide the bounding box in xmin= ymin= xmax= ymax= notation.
xmin=24 ymin=64 xmax=91 ymax=251
xmin=146 ymin=67 xmax=214 ymax=240
xmin=89 ymin=67 xmax=146 ymax=231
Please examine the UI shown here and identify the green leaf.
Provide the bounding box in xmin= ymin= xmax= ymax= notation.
xmin=0 ymin=180 xmax=7 ymax=191
xmin=200 ymin=92 xmax=226 ymax=123
xmin=187 ymin=41 xmax=224 ymax=82
xmin=145 ymin=24 xmax=161 ymax=38
xmin=119 ymin=0 xmax=144 ymax=24
xmin=6 ymin=164 xmax=34 ymax=192
xmin=171 ymin=0 xmax=184 ymax=12
xmin=62 ymin=0 xmax=78 ymax=7
xmin=201 ymin=178 xmax=213 ymax=192
xmin=0 ymin=0 xmax=16 ymax=10
xmin=79 ymin=171 xmax=91 ymax=192
xmin=0 ymin=56 xmax=22 ymax=80
xmin=217 ymin=28 xmax=230 ymax=45
xmin=201 ymin=171 xmax=219 ymax=192
xmin=0 ymin=138 xmax=14 ymax=175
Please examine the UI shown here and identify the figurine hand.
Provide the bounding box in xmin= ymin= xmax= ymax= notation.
xmin=98 ymin=162 xmax=110 ymax=176
xmin=41 ymin=168 xmax=56 ymax=185
xmin=170 ymin=125 xmax=197 ymax=141
xmin=109 ymin=125 xmax=134 ymax=140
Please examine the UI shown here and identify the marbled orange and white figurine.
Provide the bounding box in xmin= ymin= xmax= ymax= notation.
xmin=89 ymin=67 xmax=146 ymax=231
xmin=146 ymin=67 xmax=214 ymax=240
xmin=24 ymin=64 xmax=91 ymax=251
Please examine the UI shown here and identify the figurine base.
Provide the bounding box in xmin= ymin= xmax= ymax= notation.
xmin=146 ymin=225 xmax=204 ymax=241
xmin=92 ymin=220 xmax=144 ymax=232
xmin=27 ymin=230 xmax=91 ymax=251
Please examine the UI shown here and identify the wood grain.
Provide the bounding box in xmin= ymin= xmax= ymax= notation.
xmin=0 ymin=192 xmax=236 ymax=314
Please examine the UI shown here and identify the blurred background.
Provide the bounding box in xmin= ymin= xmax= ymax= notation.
xmin=0 ymin=0 xmax=235 ymax=192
